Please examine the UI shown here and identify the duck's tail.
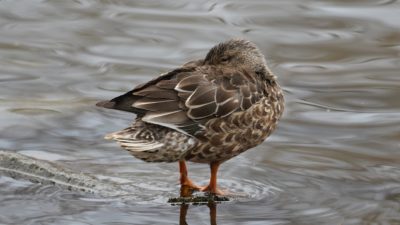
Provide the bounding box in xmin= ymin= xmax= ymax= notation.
xmin=105 ymin=120 xmax=197 ymax=162
xmin=105 ymin=127 xmax=164 ymax=152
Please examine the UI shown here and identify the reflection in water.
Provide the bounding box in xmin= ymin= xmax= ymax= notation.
xmin=179 ymin=203 xmax=217 ymax=225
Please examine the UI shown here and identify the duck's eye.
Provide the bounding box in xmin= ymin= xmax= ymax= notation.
xmin=220 ymin=56 xmax=232 ymax=62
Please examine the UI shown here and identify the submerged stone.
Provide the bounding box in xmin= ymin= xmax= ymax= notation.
xmin=0 ymin=150 xmax=129 ymax=197
xmin=168 ymin=194 xmax=230 ymax=205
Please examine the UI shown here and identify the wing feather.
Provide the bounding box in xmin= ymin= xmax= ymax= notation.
xmin=133 ymin=98 xmax=180 ymax=111
xmin=186 ymin=85 xmax=217 ymax=107
xmin=134 ymin=86 xmax=178 ymax=100
xmin=175 ymin=74 xmax=209 ymax=92
xmin=216 ymin=86 xmax=237 ymax=104
xmin=216 ymin=97 xmax=240 ymax=117
xmin=188 ymin=102 xmax=218 ymax=119
xmin=97 ymin=65 xmax=265 ymax=136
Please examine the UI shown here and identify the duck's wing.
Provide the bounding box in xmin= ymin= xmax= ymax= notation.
xmin=95 ymin=67 xmax=194 ymax=115
xmin=97 ymin=66 xmax=265 ymax=136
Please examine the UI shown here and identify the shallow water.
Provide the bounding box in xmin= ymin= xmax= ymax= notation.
xmin=1 ymin=0 xmax=400 ymax=224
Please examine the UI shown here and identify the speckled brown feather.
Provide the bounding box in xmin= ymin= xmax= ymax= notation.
xmin=105 ymin=120 xmax=197 ymax=162
xmin=97 ymin=39 xmax=284 ymax=163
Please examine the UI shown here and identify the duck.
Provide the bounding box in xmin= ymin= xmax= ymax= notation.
xmin=96 ymin=38 xmax=284 ymax=197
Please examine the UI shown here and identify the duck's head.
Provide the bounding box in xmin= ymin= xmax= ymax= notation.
xmin=204 ymin=38 xmax=273 ymax=79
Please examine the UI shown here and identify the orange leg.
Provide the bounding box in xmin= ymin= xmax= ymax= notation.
xmin=179 ymin=160 xmax=201 ymax=197
xmin=200 ymin=162 xmax=224 ymax=195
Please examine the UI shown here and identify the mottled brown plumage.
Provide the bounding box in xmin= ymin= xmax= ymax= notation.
xmin=96 ymin=39 xmax=284 ymax=196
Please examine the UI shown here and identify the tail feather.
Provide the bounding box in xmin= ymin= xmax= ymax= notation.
xmin=103 ymin=120 xmax=197 ymax=162
xmin=105 ymin=129 xmax=164 ymax=152
xmin=120 ymin=141 xmax=164 ymax=152
xmin=96 ymin=100 xmax=116 ymax=109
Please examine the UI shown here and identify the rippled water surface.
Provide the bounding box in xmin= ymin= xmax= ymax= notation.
xmin=1 ymin=0 xmax=400 ymax=224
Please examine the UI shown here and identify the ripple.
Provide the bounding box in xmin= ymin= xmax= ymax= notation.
xmin=0 ymin=73 xmax=39 ymax=83
xmin=9 ymin=108 xmax=60 ymax=116
xmin=19 ymin=150 xmax=69 ymax=161
xmin=263 ymin=147 xmax=360 ymax=171
xmin=103 ymin=6 xmax=227 ymax=29
xmin=315 ymin=0 xmax=398 ymax=7
xmin=218 ymin=178 xmax=282 ymax=202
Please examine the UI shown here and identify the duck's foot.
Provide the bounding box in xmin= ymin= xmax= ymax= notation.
xmin=199 ymin=185 xmax=225 ymax=196
xmin=180 ymin=178 xmax=202 ymax=197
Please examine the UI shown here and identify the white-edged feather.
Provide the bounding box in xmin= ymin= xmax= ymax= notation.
xmin=105 ymin=132 xmax=164 ymax=152
xmin=133 ymin=99 xmax=176 ymax=107
xmin=119 ymin=140 xmax=164 ymax=152
xmin=142 ymin=110 xmax=193 ymax=136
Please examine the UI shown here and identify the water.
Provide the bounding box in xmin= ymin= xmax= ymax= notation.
xmin=1 ymin=0 xmax=400 ymax=224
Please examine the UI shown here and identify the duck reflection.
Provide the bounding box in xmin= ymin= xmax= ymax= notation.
xmin=179 ymin=203 xmax=218 ymax=225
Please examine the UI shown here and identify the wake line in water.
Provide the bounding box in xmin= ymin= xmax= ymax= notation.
xmin=0 ymin=151 xmax=247 ymax=203
xmin=0 ymin=150 xmax=133 ymax=197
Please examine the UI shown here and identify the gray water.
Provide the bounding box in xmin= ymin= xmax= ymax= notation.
xmin=1 ymin=0 xmax=400 ymax=224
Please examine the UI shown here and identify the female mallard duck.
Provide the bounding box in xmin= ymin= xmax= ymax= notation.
xmin=97 ymin=39 xmax=284 ymax=196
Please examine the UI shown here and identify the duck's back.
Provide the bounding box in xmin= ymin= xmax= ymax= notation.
xmin=98 ymin=59 xmax=283 ymax=163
